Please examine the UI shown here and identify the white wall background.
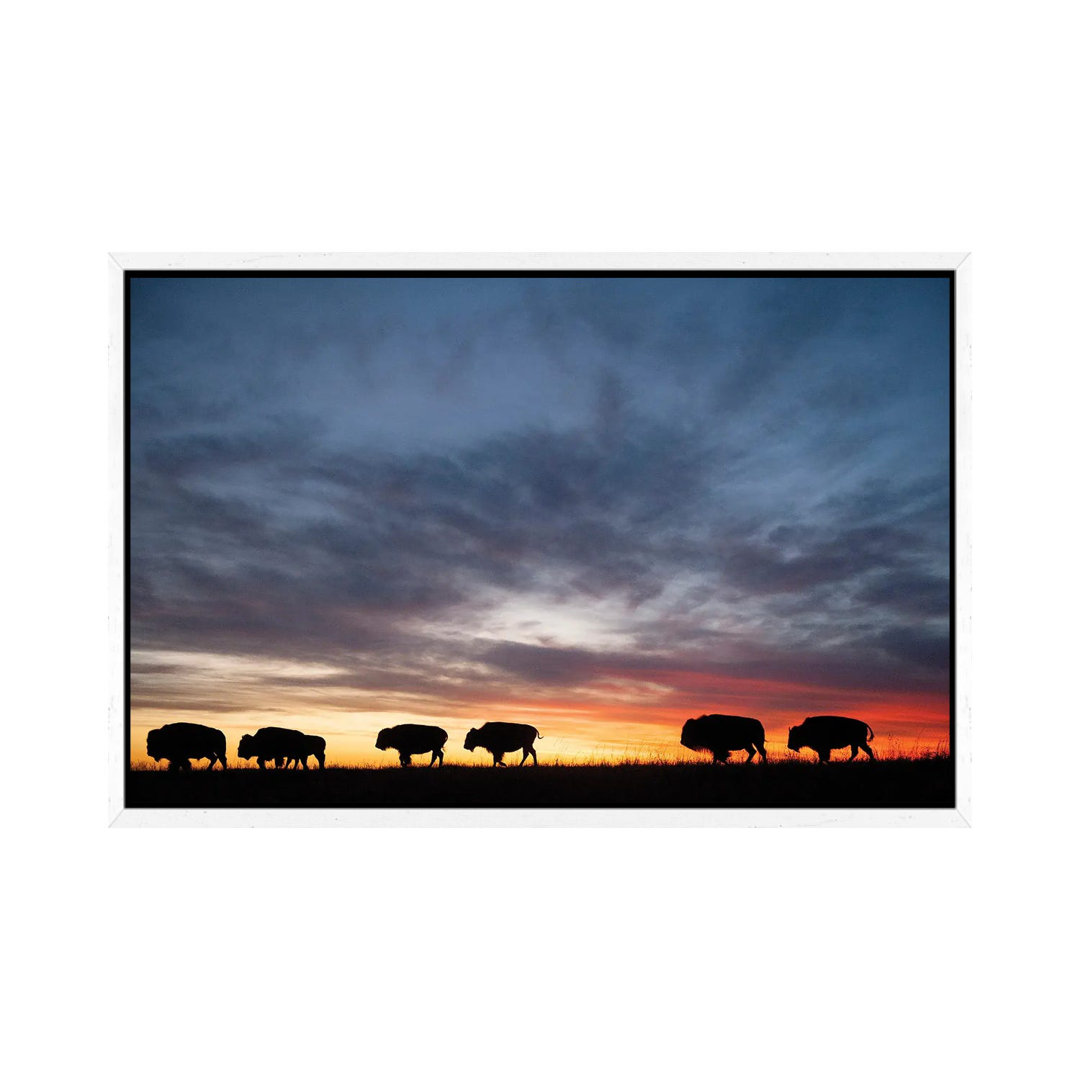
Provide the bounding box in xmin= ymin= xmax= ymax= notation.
xmin=4 ymin=2 xmax=1075 ymax=1078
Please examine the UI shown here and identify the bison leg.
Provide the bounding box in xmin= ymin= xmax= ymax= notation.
xmin=399 ymin=752 xmax=411 ymax=768
xmin=817 ymin=748 xmax=831 ymax=763
xmin=527 ymin=745 xmax=538 ymax=766
xmin=429 ymin=748 xmax=442 ymax=767
xmin=744 ymin=745 xmax=756 ymax=763
xmin=493 ymin=751 xmax=505 ymax=767
xmin=859 ymin=741 xmax=875 ymax=761
xmin=757 ymin=743 xmax=767 ymax=763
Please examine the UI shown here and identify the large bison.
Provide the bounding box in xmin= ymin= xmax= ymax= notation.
xmin=680 ymin=714 xmax=767 ymax=763
xmin=787 ymin=715 xmax=875 ymax=762
xmin=238 ymin=727 xmax=325 ymax=769
xmin=146 ymin=722 xmax=227 ymax=771
xmin=375 ymin=724 xmax=448 ymax=767
xmin=464 ymin=722 xmax=542 ymax=766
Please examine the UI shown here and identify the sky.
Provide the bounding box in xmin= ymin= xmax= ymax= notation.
xmin=129 ymin=273 xmax=951 ymax=765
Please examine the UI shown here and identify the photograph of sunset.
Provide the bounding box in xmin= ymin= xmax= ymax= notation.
xmin=126 ymin=270 xmax=953 ymax=809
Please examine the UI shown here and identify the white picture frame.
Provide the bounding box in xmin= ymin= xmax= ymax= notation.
xmin=108 ymin=252 xmax=970 ymax=827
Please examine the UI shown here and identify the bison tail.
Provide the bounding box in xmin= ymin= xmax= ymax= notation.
xmin=866 ymin=724 xmax=875 ymax=742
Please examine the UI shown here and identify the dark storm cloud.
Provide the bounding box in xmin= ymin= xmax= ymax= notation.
xmin=477 ymin=630 xmax=950 ymax=699
xmin=856 ymin=571 xmax=951 ymax=619
xmin=874 ymin=625 xmax=950 ymax=671
xmin=129 ymin=274 xmax=951 ymax=715
xmin=131 ymin=403 xmax=718 ymax=651
xmin=481 ymin=641 xmax=599 ymax=685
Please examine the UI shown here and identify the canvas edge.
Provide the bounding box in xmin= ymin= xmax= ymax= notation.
xmin=953 ymin=254 xmax=973 ymax=826
xmin=107 ymin=255 xmax=127 ymax=826
xmin=110 ymin=807 xmax=971 ymax=828
xmin=107 ymin=251 xmax=970 ymax=828
xmin=109 ymin=252 xmax=967 ymax=271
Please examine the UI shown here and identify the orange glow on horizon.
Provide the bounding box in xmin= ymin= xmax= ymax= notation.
xmin=129 ymin=690 xmax=949 ymax=769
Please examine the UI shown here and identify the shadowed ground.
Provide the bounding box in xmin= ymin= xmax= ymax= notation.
xmin=126 ymin=756 xmax=953 ymax=809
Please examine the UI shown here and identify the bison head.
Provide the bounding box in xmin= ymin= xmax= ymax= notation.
xmin=146 ymin=728 xmax=164 ymax=762
xmin=787 ymin=726 xmax=805 ymax=752
xmin=464 ymin=728 xmax=479 ymax=752
xmin=237 ymin=733 xmax=257 ymax=760
xmin=375 ymin=728 xmax=391 ymax=751
xmin=680 ymin=720 xmax=704 ymax=752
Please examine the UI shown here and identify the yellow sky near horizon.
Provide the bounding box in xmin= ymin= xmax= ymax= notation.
xmin=129 ymin=646 xmax=950 ymax=768
xmin=129 ymin=700 xmax=949 ymax=768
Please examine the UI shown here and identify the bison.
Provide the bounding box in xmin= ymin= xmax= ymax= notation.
xmin=238 ymin=727 xmax=324 ymax=769
xmin=146 ymin=722 xmax=227 ymax=771
xmin=375 ymin=724 xmax=448 ymax=767
xmin=464 ymin=722 xmax=542 ymax=766
xmin=286 ymin=733 xmax=326 ymax=770
xmin=680 ymin=714 xmax=767 ymax=763
xmin=787 ymin=715 xmax=875 ymax=762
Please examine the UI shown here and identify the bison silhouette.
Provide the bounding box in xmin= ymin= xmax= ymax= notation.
xmin=238 ymin=727 xmax=325 ymax=769
xmin=286 ymin=733 xmax=326 ymax=770
xmin=787 ymin=715 xmax=875 ymax=762
xmin=464 ymin=722 xmax=542 ymax=766
xmin=375 ymin=724 xmax=448 ymax=767
xmin=680 ymin=714 xmax=767 ymax=763
xmin=146 ymin=722 xmax=227 ymax=771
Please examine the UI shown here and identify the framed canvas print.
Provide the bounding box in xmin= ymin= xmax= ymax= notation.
xmin=108 ymin=253 xmax=970 ymax=826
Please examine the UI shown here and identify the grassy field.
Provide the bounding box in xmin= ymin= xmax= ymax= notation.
xmin=126 ymin=754 xmax=954 ymax=809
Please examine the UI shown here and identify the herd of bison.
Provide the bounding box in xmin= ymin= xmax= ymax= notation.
xmin=141 ymin=714 xmax=880 ymax=772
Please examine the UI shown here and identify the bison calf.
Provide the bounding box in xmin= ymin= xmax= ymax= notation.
xmin=286 ymin=733 xmax=326 ymax=770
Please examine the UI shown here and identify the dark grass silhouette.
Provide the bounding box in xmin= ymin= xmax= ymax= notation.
xmin=127 ymin=754 xmax=953 ymax=809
